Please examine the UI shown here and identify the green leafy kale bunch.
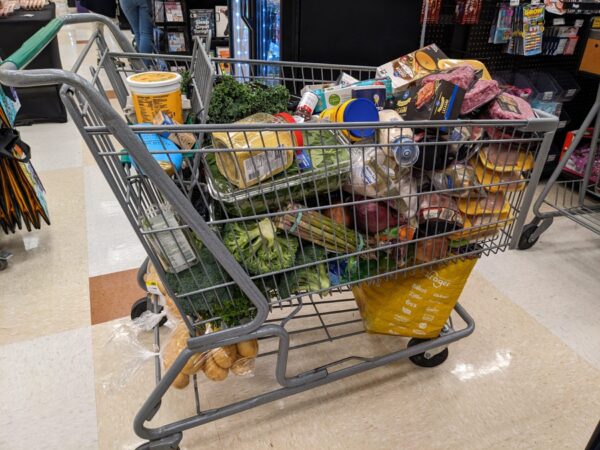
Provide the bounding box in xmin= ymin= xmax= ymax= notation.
xmin=208 ymin=76 xmax=290 ymax=124
xmin=223 ymin=218 xmax=298 ymax=275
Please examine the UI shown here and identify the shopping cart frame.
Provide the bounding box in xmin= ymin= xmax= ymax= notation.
xmin=0 ymin=14 xmax=558 ymax=449
xmin=518 ymin=83 xmax=600 ymax=250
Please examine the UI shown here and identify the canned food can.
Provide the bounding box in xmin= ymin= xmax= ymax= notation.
xmin=295 ymin=91 xmax=320 ymax=120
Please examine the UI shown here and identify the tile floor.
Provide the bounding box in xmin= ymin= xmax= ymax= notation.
xmin=1 ymin=4 xmax=600 ymax=449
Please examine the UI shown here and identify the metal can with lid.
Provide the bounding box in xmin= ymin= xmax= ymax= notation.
xmin=294 ymin=91 xmax=319 ymax=122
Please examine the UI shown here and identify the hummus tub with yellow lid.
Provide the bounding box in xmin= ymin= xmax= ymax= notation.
xmin=126 ymin=71 xmax=183 ymax=124
xmin=212 ymin=113 xmax=296 ymax=189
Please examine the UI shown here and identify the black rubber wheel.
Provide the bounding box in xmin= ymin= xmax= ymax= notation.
xmin=130 ymin=297 xmax=167 ymax=327
xmin=407 ymin=338 xmax=449 ymax=368
xmin=0 ymin=260 xmax=7 ymax=271
xmin=518 ymin=223 xmax=539 ymax=250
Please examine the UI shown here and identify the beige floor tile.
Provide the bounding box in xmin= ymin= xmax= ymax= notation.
xmin=0 ymin=167 xmax=89 ymax=345
xmin=92 ymin=272 xmax=600 ymax=450
xmin=0 ymin=326 xmax=98 ymax=450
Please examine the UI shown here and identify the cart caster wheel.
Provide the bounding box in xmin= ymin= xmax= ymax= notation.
xmin=135 ymin=432 xmax=182 ymax=449
xmin=518 ymin=223 xmax=540 ymax=250
xmin=131 ymin=297 xmax=167 ymax=327
xmin=407 ymin=338 xmax=449 ymax=368
xmin=0 ymin=260 xmax=7 ymax=271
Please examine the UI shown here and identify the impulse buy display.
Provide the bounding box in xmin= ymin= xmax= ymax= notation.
xmin=125 ymin=44 xmax=540 ymax=385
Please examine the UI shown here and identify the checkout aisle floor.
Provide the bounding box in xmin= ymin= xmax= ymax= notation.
xmin=1 ymin=6 xmax=600 ymax=450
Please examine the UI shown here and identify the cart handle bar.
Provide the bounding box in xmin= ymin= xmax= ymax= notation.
xmin=1 ymin=13 xmax=137 ymax=70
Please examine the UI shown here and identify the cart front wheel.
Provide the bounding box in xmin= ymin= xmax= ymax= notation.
xmin=131 ymin=297 xmax=167 ymax=327
xmin=0 ymin=260 xmax=7 ymax=271
xmin=407 ymin=338 xmax=449 ymax=368
xmin=518 ymin=223 xmax=540 ymax=250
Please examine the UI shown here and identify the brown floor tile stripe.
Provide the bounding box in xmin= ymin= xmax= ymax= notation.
xmin=89 ymin=268 xmax=146 ymax=325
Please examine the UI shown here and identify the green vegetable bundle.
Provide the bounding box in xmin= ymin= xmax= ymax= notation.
xmin=275 ymin=203 xmax=365 ymax=255
xmin=208 ymin=76 xmax=290 ymax=124
xmin=277 ymin=246 xmax=330 ymax=299
xmin=223 ymin=218 xmax=299 ymax=275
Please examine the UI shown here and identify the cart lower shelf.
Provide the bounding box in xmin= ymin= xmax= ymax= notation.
xmin=132 ymin=292 xmax=475 ymax=449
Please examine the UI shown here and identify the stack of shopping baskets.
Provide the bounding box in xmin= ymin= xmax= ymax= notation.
xmin=0 ymin=14 xmax=558 ymax=450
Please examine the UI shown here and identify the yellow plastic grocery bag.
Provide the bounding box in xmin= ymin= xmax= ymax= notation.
xmin=353 ymin=259 xmax=477 ymax=339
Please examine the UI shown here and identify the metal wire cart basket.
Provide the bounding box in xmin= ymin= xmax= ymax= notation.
xmin=0 ymin=14 xmax=558 ymax=450
xmin=518 ymin=83 xmax=600 ymax=250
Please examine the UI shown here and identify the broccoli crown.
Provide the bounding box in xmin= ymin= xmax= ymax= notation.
xmin=223 ymin=218 xmax=298 ymax=275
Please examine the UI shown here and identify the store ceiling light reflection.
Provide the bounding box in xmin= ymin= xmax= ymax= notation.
xmin=451 ymin=350 xmax=512 ymax=381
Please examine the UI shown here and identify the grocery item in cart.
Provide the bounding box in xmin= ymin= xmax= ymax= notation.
xmin=204 ymin=129 xmax=351 ymax=216
xmin=478 ymin=144 xmax=535 ymax=172
xmin=418 ymin=192 xmax=464 ymax=235
xmin=293 ymin=91 xmax=320 ymax=122
xmin=487 ymin=92 xmax=535 ymax=120
xmin=460 ymin=79 xmax=501 ymax=115
xmin=212 ymin=113 xmax=296 ymax=188
xmin=126 ymin=71 xmax=183 ymax=124
xmin=376 ymin=44 xmax=448 ymax=92
xmin=421 ymin=64 xmax=477 ymax=91
xmin=431 ymin=163 xmax=484 ymax=197
xmin=414 ymin=236 xmax=448 ymax=263
xmin=397 ymin=80 xmax=466 ymax=121
xmin=134 ymin=131 xmax=183 ymax=176
xmin=277 ymin=246 xmax=330 ymax=299
xmin=444 ymin=125 xmax=484 ymax=161
xmin=352 ymin=85 xmax=387 ymax=109
xmin=347 ymin=147 xmax=397 ymax=198
xmin=141 ymin=204 xmax=197 ymax=273
xmin=335 ymin=98 xmax=380 ymax=141
xmin=452 ymin=212 xmax=514 ymax=240
xmin=276 ymin=203 xmax=366 ymax=255
xmin=152 ymin=111 xmax=197 ymax=150
xmin=354 ymin=198 xmax=402 ymax=235
xmin=208 ymin=76 xmax=290 ymax=124
xmin=353 ymin=257 xmax=477 ymax=338
xmin=222 ymin=218 xmax=298 ymax=275
xmin=474 ymin=163 xmax=526 ymax=192
xmin=457 ymin=192 xmax=509 ymax=216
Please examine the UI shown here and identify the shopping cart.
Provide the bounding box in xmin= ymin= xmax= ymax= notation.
xmin=518 ymin=83 xmax=600 ymax=250
xmin=0 ymin=14 xmax=558 ymax=449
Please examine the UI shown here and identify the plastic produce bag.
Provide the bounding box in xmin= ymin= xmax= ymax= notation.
xmin=353 ymin=258 xmax=477 ymax=338
xmin=161 ymin=322 xmax=259 ymax=388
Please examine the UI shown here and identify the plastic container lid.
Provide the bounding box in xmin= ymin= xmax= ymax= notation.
xmin=126 ymin=71 xmax=182 ymax=89
xmin=274 ymin=112 xmax=304 ymax=147
xmin=342 ymin=98 xmax=379 ymax=139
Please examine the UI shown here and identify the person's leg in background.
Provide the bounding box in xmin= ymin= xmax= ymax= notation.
xmin=119 ymin=0 xmax=141 ymax=50
xmin=135 ymin=0 xmax=155 ymax=54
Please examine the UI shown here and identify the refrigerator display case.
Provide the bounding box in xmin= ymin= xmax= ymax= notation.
xmin=230 ymin=0 xmax=281 ymax=65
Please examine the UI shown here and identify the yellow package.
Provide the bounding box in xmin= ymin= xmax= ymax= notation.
xmin=451 ymin=213 xmax=514 ymax=240
xmin=474 ymin=163 xmax=525 ymax=193
xmin=353 ymin=259 xmax=477 ymax=339
xmin=212 ymin=113 xmax=295 ymax=188
xmin=457 ymin=192 xmax=510 ymax=216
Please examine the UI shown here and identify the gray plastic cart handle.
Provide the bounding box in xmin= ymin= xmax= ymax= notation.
xmin=0 ymin=14 xmax=271 ymax=344
xmin=2 ymin=13 xmax=138 ymax=70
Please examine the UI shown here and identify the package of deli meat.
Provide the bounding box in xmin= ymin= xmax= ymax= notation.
xmin=460 ymin=79 xmax=501 ymax=115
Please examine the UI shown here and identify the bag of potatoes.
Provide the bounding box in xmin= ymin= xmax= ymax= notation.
xmin=162 ymin=321 xmax=259 ymax=389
